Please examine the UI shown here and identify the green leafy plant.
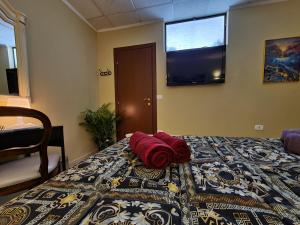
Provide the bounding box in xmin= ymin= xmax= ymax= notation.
xmin=79 ymin=103 xmax=119 ymax=150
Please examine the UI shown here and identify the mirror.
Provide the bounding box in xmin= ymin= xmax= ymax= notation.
xmin=0 ymin=0 xmax=30 ymax=100
xmin=0 ymin=17 xmax=18 ymax=95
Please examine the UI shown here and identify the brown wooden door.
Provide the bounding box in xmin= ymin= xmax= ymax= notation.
xmin=114 ymin=43 xmax=157 ymax=140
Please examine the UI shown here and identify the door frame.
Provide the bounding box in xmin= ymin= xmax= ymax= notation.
xmin=114 ymin=43 xmax=157 ymax=137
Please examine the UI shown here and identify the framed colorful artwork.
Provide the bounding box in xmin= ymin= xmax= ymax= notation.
xmin=264 ymin=37 xmax=300 ymax=82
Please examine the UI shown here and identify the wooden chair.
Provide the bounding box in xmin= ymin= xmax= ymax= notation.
xmin=0 ymin=106 xmax=60 ymax=196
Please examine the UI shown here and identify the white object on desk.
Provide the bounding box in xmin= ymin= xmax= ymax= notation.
xmin=6 ymin=97 xmax=31 ymax=127
xmin=5 ymin=123 xmax=41 ymax=130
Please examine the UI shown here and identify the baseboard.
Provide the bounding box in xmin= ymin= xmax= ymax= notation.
xmin=69 ymin=151 xmax=97 ymax=168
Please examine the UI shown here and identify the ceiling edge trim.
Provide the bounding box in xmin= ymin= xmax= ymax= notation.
xmin=61 ymin=0 xmax=97 ymax=32
xmin=230 ymin=0 xmax=288 ymax=10
xmin=97 ymin=19 xmax=162 ymax=32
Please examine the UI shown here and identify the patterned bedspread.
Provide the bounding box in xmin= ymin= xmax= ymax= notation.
xmin=1 ymin=136 xmax=300 ymax=225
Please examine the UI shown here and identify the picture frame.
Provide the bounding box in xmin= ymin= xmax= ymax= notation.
xmin=263 ymin=36 xmax=300 ymax=83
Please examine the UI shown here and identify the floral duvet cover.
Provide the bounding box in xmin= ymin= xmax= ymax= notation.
xmin=0 ymin=136 xmax=300 ymax=225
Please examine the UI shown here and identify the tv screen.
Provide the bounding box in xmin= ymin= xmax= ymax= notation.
xmin=167 ymin=45 xmax=226 ymax=86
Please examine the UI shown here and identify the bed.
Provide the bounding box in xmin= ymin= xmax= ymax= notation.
xmin=0 ymin=136 xmax=299 ymax=225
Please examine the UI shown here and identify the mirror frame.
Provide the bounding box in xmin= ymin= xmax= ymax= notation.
xmin=0 ymin=0 xmax=30 ymax=101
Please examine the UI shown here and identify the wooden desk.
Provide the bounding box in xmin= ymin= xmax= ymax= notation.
xmin=0 ymin=126 xmax=66 ymax=170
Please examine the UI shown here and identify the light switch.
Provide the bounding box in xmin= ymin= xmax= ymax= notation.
xmin=157 ymin=95 xmax=163 ymax=100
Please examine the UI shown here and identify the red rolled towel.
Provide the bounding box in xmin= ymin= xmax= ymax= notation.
xmin=129 ymin=132 xmax=174 ymax=169
xmin=129 ymin=131 xmax=148 ymax=155
xmin=154 ymin=132 xmax=191 ymax=163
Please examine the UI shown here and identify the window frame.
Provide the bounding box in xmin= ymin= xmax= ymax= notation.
xmin=12 ymin=47 xmax=17 ymax=68
xmin=165 ymin=13 xmax=227 ymax=52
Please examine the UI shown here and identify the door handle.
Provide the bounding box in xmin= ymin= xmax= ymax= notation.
xmin=143 ymin=97 xmax=151 ymax=101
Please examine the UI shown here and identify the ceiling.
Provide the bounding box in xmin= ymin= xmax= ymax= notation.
xmin=64 ymin=0 xmax=282 ymax=31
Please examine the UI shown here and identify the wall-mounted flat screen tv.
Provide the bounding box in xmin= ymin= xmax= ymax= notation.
xmin=166 ymin=14 xmax=226 ymax=86
xmin=167 ymin=46 xmax=226 ymax=86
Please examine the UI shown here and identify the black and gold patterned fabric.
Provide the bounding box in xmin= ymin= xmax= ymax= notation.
xmin=0 ymin=136 xmax=299 ymax=225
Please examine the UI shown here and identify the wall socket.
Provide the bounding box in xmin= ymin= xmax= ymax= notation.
xmin=254 ymin=125 xmax=264 ymax=131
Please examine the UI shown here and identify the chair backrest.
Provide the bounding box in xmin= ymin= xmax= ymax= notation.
xmin=0 ymin=106 xmax=52 ymax=179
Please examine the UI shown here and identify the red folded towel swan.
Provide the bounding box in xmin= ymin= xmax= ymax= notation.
xmin=129 ymin=132 xmax=174 ymax=169
xmin=154 ymin=132 xmax=191 ymax=163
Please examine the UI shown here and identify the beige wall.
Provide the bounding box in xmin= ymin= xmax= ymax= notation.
xmin=4 ymin=0 xmax=98 ymax=163
xmin=97 ymin=0 xmax=300 ymax=138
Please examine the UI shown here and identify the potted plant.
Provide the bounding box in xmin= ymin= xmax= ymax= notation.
xmin=79 ymin=103 xmax=119 ymax=150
